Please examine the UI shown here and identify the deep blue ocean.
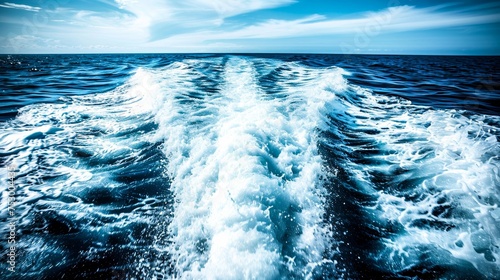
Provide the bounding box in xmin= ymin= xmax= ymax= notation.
xmin=0 ymin=54 xmax=499 ymax=279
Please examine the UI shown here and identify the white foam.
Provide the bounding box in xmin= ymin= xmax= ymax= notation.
xmin=0 ymin=66 xmax=166 ymax=236
xmin=341 ymin=84 xmax=500 ymax=277
xmin=155 ymin=58 xmax=342 ymax=278
xmin=3 ymin=57 xmax=498 ymax=278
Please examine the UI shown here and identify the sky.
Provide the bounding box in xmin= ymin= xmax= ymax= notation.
xmin=0 ymin=0 xmax=499 ymax=54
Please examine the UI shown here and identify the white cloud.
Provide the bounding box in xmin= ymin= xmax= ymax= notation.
xmin=230 ymin=5 xmax=500 ymax=38
xmin=187 ymin=0 xmax=295 ymax=18
xmin=0 ymin=2 xmax=41 ymax=12
xmin=1 ymin=35 xmax=61 ymax=52
xmin=115 ymin=0 xmax=173 ymax=29
xmin=151 ymin=5 xmax=500 ymax=47
xmin=113 ymin=0 xmax=295 ymax=34
xmin=2 ymin=1 xmax=499 ymax=53
xmin=0 ymin=6 xmax=148 ymax=53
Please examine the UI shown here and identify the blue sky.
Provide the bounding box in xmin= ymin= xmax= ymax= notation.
xmin=0 ymin=0 xmax=499 ymax=54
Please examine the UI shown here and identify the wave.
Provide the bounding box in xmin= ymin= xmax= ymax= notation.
xmin=149 ymin=57 xmax=340 ymax=278
xmin=0 ymin=56 xmax=498 ymax=279
xmin=318 ymin=71 xmax=500 ymax=278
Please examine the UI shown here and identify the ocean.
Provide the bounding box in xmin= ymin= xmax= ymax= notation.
xmin=0 ymin=54 xmax=499 ymax=279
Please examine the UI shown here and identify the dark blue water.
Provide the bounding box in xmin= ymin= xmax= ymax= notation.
xmin=1 ymin=54 xmax=499 ymax=279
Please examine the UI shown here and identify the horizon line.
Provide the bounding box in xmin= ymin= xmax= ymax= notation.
xmin=1 ymin=52 xmax=500 ymax=57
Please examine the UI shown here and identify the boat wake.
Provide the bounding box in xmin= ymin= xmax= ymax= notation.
xmin=0 ymin=56 xmax=498 ymax=279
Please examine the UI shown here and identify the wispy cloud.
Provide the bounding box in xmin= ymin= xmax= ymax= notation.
xmin=0 ymin=2 xmax=41 ymax=12
xmin=0 ymin=5 xmax=147 ymax=53
xmin=115 ymin=0 xmax=173 ymax=29
xmin=1 ymin=1 xmax=499 ymax=54
xmin=114 ymin=0 xmax=295 ymax=38
xmin=151 ymin=5 xmax=500 ymax=45
xmin=186 ymin=0 xmax=296 ymax=18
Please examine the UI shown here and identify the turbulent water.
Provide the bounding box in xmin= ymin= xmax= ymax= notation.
xmin=0 ymin=54 xmax=499 ymax=279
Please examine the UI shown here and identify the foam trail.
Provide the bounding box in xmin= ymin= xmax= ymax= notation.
xmin=156 ymin=57 xmax=342 ymax=279
xmin=0 ymin=67 xmax=160 ymax=209
xmin=3 ymin=55 xmax=497 ymax=279
xmin=332 ymin=82 xmax=500 ymax=278
xmin=0 ymin=66 xmax=173 ymax=278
